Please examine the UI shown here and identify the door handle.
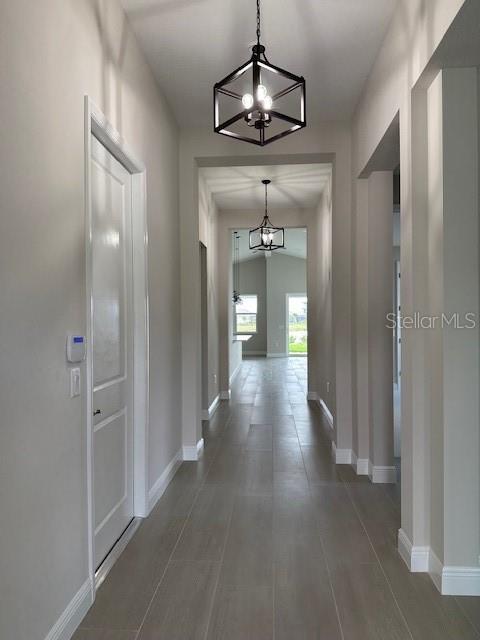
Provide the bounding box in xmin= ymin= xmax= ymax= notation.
xmin=93 ymin=409 xmax=101 ymax=416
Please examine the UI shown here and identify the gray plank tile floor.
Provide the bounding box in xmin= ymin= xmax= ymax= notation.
xmin=75 ymin=357 xmax=479 ymax=640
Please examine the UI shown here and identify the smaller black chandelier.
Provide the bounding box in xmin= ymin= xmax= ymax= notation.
xmin=250 ymin=180 xmax=285 ymax=251
xmin=214 ymin=0 xmax=306 ymax=146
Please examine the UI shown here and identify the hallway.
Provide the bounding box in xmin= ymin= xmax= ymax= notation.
xmin=75 ymin=358 xmax=479 ymax=640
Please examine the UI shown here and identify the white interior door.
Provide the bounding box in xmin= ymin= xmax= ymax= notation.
xmin=91 ymin=135 xmax=134 ymax=570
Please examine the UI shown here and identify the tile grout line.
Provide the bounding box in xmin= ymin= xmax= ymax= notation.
xmin=203 ymin=359 xmax=255 ymax=640
xmin=454 ymin=597 xmax=480 ymax=638
xmin=342 ymin=480 xmax=415 ymax=640
xmin=271 ymin=428 xmax=275 ymax=640
xmin=296 ymin=413 xmax=346 ymax=640
xmin=377 ymin=474 xmax=402 ymax=513
xmin=272 ymin=557 xmax=276 ymax=640
xmin=201 ymin=488 xmax=236 ymax=640
xmin=133 ymin=493 xmax=197 ymax=639
xmin=134 ymin=407 xmax=234 ymax=639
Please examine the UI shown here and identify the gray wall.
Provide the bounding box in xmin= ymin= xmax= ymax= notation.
xmin=310 ymin=189 xmax=334 ymax=415
xmin=351 ymin=0 xmax=465 ymax=558
xmin=427 ymin=68 xmax=480 ymax=571
xmin=368 ymin=172 xmax=394 ymax=469
xmin=238 ymin=257 xmax=267 ymax=355
xmin=0 ymin=1 xmax=181 ymax=638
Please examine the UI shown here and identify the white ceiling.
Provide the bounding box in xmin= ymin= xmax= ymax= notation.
xmin=201 ymin=163 xmax=331 ymax=209
xmin=235 ymin=227 xmax=307 ymax=262
xmin=120 ymin=0 xmax=397 ymax=126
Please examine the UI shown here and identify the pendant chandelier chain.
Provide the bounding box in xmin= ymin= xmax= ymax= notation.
xmin=256 ymin=0 xmax=261 ymax=47
xmin=237 ymin=236 xmax=240 ymax=292
xmin=236 ymin=233 xmax=240 ymax=292
xmin=263 ymin=179 xmax=272 ymax=225
xmin=264 ymin=180 xmax=268 ymax=220
xmin=235 ymin=233 xmax=238 ymax=293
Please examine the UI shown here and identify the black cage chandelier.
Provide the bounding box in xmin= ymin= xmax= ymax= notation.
xmin=214 ymin=0 xmax=306 ymax=146
xmin=250 ymin=180 xmax=285 ymax=251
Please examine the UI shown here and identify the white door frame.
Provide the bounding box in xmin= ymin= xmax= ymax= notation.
xmin=84 ymin=97 xmax=149 ymax=593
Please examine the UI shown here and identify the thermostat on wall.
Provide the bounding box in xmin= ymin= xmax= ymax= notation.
xmin=66 ymin=333 xmax=86 ymax=363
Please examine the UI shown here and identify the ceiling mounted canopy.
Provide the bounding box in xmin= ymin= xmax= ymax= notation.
xmin=214 ymin=0 xmax=306 ymax=146
xmin=250 ymin=180 xmax=285 ymax=251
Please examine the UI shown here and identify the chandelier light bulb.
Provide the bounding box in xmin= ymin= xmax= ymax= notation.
xmin=262 ymin=95 xmax=273 ymax=110
xmin=242 ymin=93 xmax=254 ymax=109
xmin=256 ymin=84 xmax=267 ymax=101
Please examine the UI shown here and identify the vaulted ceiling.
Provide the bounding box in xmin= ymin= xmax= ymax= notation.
xmin=120 ymin=0 xmax=397 ymax=127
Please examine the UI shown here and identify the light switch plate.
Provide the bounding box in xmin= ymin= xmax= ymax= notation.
xmin=70 ymin=368 xmax=81 ymax=398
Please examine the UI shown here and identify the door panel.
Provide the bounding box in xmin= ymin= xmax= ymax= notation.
xmin=91 ymin=135 xmax=134 ymax=569
xmin=94 ymin=412 xmax=127 ymax=528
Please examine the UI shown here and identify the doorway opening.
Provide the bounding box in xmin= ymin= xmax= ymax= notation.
xmin=287 ymin=294 xmax=308 ymax=355
xmin=358 ymin=112 xmax=400 ymax=487
xmin=200 ymin=242 xmax=209 ymax=414
xmin=197 ymin=158 xmax=332 ymax=411
xmin=230 ymin=226 xmax=308 ymax=364
xmin=393 ymin=169 xmax=401 ymax=462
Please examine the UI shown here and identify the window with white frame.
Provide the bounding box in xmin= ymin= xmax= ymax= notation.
xmin=235 ymin=294 xmax=258 ymax=334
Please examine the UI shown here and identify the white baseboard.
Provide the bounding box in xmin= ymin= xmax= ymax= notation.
xmin=229 ymin=362 xmax=242 ymax=384
xmin=220 ymin=389 xmax=231 ymax=400
xmin=319 ymin=398 xmax=334 ymax=429
xmin=331 ymin=441 xmax=353 ymax=464
xmin=307 ymin=393 xmax=334 ymax=431
xmin=369 ymin=463 xmax=396 ymax=484
xmin=95 ymin=518 xmax=141 ymax=590
xmin=350 ymin=451 xmax=370 ymax=476
xmin=398 ymin=528 xmax=430 ymax=572
xmin=183 ymin=437 xmax=204 ymax=461
xmin=148 ymin=448 xmax=182 ymax=512
xmin=355 ymin=457 xmax=370 ymax=475
xmin=44 ymin=578 xmax=93 ymax=640
xmin=398 ymin=529 xmax=480 ymax=595
xmin=266 ymin=352 xmax=288 ymax=358
xmin=442 ymin=566 xmax=480 ymax=596
xmin=202 ymin=394 xmax=220 ymax=421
